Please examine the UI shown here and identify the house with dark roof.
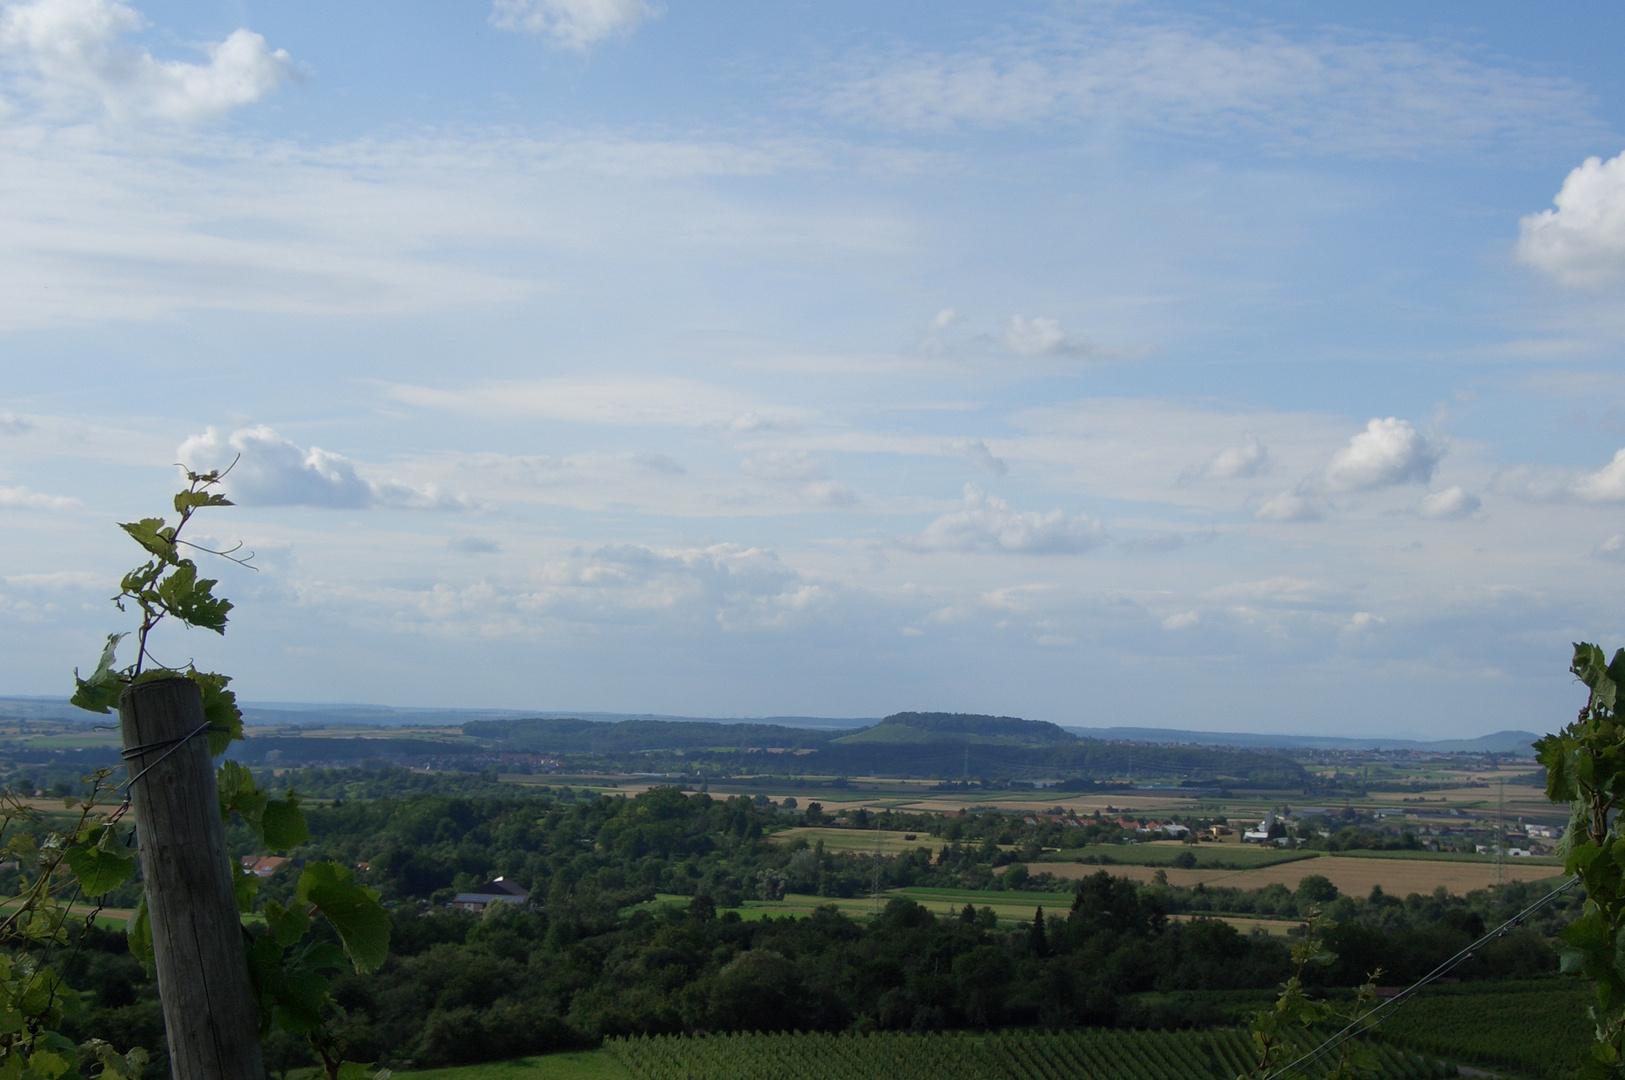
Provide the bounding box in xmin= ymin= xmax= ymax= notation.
xmin=451 ymin=876 xmax=530 ymax=913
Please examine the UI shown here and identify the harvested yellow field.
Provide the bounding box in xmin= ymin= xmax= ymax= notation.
xmin=1029 ymin=855 xmax=1564 ymax=897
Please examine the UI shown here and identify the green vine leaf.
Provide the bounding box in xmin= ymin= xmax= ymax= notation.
xmin=63 ymin=839 xmax=134 ymax=898
xmin=174 ymin=489 xmax=233 ymax=513
xmin=118 ymin=518 xmax=177 ymax=565
xmin=262 ymin=796 xmax=309 ymax=852
xmin=296 ymin=863 xmax=390 ymax=975
xmin=69 ymin=634 xmax=127 ymax=715
xmin=191 ymin=670 xmax=243 ymax=753
xmin=154 ymin=559 xmax=232 ymax=633
xmin=262 ymin=900 xmax=312 ymax=950
xmin=125 ymin=899 xmax=153 ymax=976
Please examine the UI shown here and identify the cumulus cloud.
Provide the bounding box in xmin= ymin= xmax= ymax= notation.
xmin=1004 ymin=314 xmax=1100 ymax=357
xmin=0 ymin=0 xmax=295 ymax=122
xmin=0 ymin=410 xmax=31 ymax=435
xmin=489 ymin=0 xmax=657 ymax=51
xmin=946 ymin=438 xmax=1007 ymax=476
xmin=1417 ymin=486 xmax=1480 ymax=520
xmin=1200 ymin=434 xmax=1270 ymax=480
xmin=0 ymin=485 xmax=78 ymax=510
xmin=178 ymin=426 xmax=470 ymax=510
xmin=1574 ymin=448 xmax=1625 ymax=502
xmin=1596 ymin=535 xmax=1625 ymax=562
xmin=1162 ymin=610 xmax=1198 ymax=630
xmin=930 ymin=307 xmax=961 ymax=330
xmin=1345 ymin=611 xmax=1386 ymax=631
xmin=1255 ymin=491 xmax=1319 ymax=522
xmin=916 ymin=484 xmax=1104 ymax=553
xmin=1516 ymin=151 xmax=1625 ymax=289
xmin=1324 ymin=418 xmax=1441 ymax=492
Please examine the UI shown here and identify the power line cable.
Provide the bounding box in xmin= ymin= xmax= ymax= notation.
xmin=1266 ymin=874 xmax=1582 ymax=1080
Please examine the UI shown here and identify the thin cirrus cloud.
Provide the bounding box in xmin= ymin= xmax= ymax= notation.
xmin=489 ymin=0 xmax=659 ymax=51
xmin=178 ymin=426 xmax=471 ymax=511
xmin=0 ymin=485 xmax=78 ymax=511
xmin=388 ymin=378 xmax=811 ymax=431
xmin=740 ymin=451 xmax=857 ymax=507
xmin=1516 ymin=150 xmax=1625 ymax=289
xmin=0 ymin=0 xmax=295 ymax=122
xmin=914 ymin=484 xmax=1104 ymax=554
xmin=821 ymin=21 xmax=1597 ymax=157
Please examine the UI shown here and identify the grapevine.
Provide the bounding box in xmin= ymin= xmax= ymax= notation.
xmin=0 ymin=467 xmax=393 ymax=1079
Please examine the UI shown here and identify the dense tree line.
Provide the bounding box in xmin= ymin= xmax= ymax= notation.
xmin=50 ymin=784 xmax=1567 ymax=1075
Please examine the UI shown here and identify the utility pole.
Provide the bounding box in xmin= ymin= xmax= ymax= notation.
xmin=120 ymin=678 xmax=264 ymax=1080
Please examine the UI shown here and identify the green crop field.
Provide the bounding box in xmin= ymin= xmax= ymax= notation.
xmin=388 ymin=1051 xmax=630 ymax=1080
xmin=1379 ymin=979 xmax=1591 ymax=1080
xmin=603 ymin=1027 xmax=1454 ymax=1080
xmin=1039 ymin=843 xmax=1314 ymax=870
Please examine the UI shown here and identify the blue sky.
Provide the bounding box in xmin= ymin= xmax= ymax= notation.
xmin=2 ymin=0 xmax=1623 ymax=736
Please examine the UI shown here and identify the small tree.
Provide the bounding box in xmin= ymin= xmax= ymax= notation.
xmin=1537 ymin=642 xmax=1625 ymax=1079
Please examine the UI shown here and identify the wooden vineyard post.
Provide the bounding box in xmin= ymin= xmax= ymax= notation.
xmin=119 ymin=677 xmax=265 ymax=1079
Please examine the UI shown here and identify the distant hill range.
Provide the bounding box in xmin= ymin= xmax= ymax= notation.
xmin=0 ymin=696 xmax=1537 ymax=758
xmin=467 ymin=711 xmax=1309 ymax=787
xmin=1065 ymin=726 xmax=1541 ymax=755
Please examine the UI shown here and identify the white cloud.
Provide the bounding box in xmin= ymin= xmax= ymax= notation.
xmin=1574 ymin=448 xmax=1625 ymax=502
xmin=1201 ymin=435 xmax=1270 ymax=479
xmin=0 ymin=410 xmax=31 ymax=435
xmin=946 ymin=438 xmax=1007 ymax=476
xmin=1345 ymin=611 xmax=1386 ymax=631
xmin=1121 ymin=533 xmax=1183 ymax=553
xmin=1516 ymin=151 xmax=1625 ymax=289
xmin=1162 ymin=610 xmax=1198 ymax=630
xmin=1324 ymin=418 xmax=1440 ymax=491
xmin=1254 ymin=491 xmax=1319 ymax=522
xmin=449 ymin=536 xmax=501 ymax=555
xmin=740 ymin=450 xmax=823 ymax=483
xmin=1417 ymin=486 xmax=1480 ymax=520
xmin=178 ymin=426 xmax=471 ymax=511
xmin=1004 ymin=314 xmax=1099 ymax=357
xmin=930 ymin=307 xmax=961 ymax=330
xmin=633 ymin=451 xmax=685 ymax=475
xmin=823 ymin=23 xmax=1597 ymax=158
xmin=0 ymin=485 xmax=78 ymax=510
xmin=394 ymin=541 xmax=834 ymax=635
xmin=1596 ymin=535 xmax=1625 ymax=562
xmin=916 ymin=483 xmax=1104 ymax=554
xmin=489 ymin=0 xmax=657 ymax=51
xmin=3 ymin=570 xmax=97 ymax=587
xmin=390 ymin=378 xmax=810 ymax=431
xmin=0 ymin=0 xmax=294 ymax=123
xmin=740 ymin=451 xmax=856 ymax=507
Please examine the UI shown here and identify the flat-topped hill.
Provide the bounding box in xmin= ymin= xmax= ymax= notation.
xmin=834 ymin=712 xmax=1076 ymax=746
